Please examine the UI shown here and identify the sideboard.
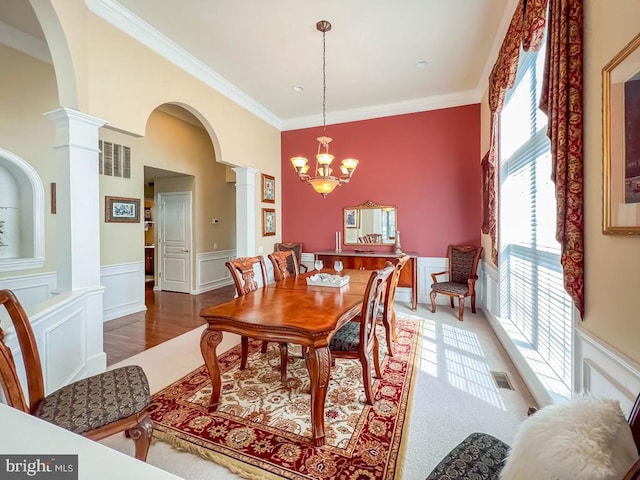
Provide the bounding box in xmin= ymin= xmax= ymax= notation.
xmin=314 ymin=251 xmax=418 ymax=310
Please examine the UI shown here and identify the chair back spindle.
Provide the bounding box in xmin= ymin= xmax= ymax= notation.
xmin=226 ymin=256 xmax=268 ymax=296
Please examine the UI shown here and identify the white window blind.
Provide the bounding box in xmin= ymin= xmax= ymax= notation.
xmin=498 ymin=41 xmax=573 ymax=399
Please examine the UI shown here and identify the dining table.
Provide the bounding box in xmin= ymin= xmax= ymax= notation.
xmin=199 ymin=268 xmax=371 ymax=447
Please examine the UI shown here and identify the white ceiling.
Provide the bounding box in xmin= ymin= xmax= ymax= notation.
xmin=0 ymin=0 xmax=516 ymax=129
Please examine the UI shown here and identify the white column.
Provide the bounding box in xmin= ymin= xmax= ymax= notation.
xmin=45 ymin=107 xmax=106 ymax=291
xmin=232 ymin=166 xmax=258 ymax=257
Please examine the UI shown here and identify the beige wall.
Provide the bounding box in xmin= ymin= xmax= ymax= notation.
xmin=583 ymin=0 xmax=640 ymax=364
xmin=0 ymin=44 xmax=58 ymax=278
xmin=99 ymin=109 xmax=235 ymax=268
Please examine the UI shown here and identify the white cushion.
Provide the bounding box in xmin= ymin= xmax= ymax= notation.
xmin=500 ymin=395 xmax=638 ymax=480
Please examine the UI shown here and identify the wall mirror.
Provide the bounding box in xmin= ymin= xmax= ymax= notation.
xmin=603 ymin=31 xmax=640 ymax=234
xmin=343 ymin=200 xmax=396 ymax=245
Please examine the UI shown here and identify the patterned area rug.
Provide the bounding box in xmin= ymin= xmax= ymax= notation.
xmin=148 ymin=317 xmax=420 ymax=480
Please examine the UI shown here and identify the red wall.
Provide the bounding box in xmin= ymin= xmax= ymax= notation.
xmin=281 ymin=104 xmax=481 ymax=257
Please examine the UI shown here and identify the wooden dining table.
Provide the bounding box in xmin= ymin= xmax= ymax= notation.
xmin=199 ymin=269 xmax=369 ymax=447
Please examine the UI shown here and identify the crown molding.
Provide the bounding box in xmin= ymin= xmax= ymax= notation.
xmin=0 ymin=20 xmax=51 ymax=64
xmin=281 ymin=88 xmax=483 ymax=131
xmin=85 ymin=0 xmax=281 ymax=130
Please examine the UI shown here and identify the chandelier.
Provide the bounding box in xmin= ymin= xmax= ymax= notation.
xmin=290 ymin=20 xmax=359 ymax=197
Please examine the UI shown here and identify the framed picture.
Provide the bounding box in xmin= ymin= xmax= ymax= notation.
xmin=105 ymin=196 xmax=140 ymax=223
xmin=344 ymin=208 xmax=359 ymax=228
xmin=262 ymin=208 xmax=276 ymax=236
xmin=603 ymin=31 xmax=640 ymax=234
xmin=262 ymin=173 xmax=275 ymax=203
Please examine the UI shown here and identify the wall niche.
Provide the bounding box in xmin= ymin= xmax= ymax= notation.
xmin=0 ymin=148 xmax=45 ymax=272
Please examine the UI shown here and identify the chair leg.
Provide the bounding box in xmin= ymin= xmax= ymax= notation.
xmin=360 ymin=351 xmax=374 ymax=405
xmin=381 ymin=313 xmax=394 ymax=357
xmin=127 ymin=413 xmax=153 ymax=462
xmin=240 ymin=336 xmax=249 ymax=370
xmin=458 ymin=296 xmax=465 ymax=321
xmin=279 ymin=342 xmax=288 ymax=383
xmin=450 ymin=297 xmax=455 ymax=309
xmin=430 ymin=290 xmax=437 ymax=313
xmin=373 ymin=335 xmax=382 ymax=379
xmin=261 ymin=341 xmax=269 ymax=354
xmin=391 ymin=309 xmax=398 ymax=343
xmin=471 ymin=293 xmax=477 ymax=313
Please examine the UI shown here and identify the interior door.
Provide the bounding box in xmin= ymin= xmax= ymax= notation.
xmin=158 ymin=192 xmax=191 ymax=293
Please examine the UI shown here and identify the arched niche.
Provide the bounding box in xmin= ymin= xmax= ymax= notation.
xmin=0 ymin=148 xmax=45 ymax=271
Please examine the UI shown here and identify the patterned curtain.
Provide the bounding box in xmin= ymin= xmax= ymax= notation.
xmin=486 ymin=0 xmax=549 ymax=265
xmin=539 ymin=0 xmax=585 ymax=318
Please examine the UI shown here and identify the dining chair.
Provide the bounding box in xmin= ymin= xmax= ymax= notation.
xmin=225 ymin=256 xmax=289 ymax=382
xmin=0 ymin=289 xmax=153 ymax=461
xmin=273 ymin=242 xmax=308 ymax=274
xmin=430 ymin=245 xmax=483 ymax=321
xmin=268 ymin=250 xmax=299 ymax=281
xmin=329 ymin=263 xmax=395 ymax=405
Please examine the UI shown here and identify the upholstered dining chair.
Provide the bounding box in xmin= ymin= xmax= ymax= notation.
xmin=0 ymin=289 xmax=153 ymax=461
xmin=329 ymin=263 xmax=394 ymax=405
xmin=349 ymin=255 xmax=410 ymax=357
xmin=268 ymin=250 xmax=300 ymax=281
xmin=225 ymin=256 xmax=289 ymax=382
xmin=430 ymin=245 xmax=483 ymax=321
xmin=273 ymin=242 xmax=307 ymax=274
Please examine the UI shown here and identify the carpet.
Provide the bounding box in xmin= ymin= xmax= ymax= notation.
xmin=147 ymin=317 xmax=420 ymax=480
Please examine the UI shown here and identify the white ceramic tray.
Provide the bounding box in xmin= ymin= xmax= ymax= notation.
xmin=305 ymin=273 xmax=350 ymax=288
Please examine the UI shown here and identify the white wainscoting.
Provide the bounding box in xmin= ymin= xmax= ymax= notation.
xmin=576 ymin=328 xmax=640 ymax=417
xmin=101 ymin=262 xmax=146 ymax=322
xmin=193 ymin=250 xmax=236 ymax=294
xmin=416 ymin=257 xmax=447 ymax=306
xmin=0 ymin=271 xmax=57 ymax=312
xmin=4 ymin=287 xmax=106 ymax=395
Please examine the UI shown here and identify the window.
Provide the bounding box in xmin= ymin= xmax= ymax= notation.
xmin=498 ymin=39 xmax=573 ymax=400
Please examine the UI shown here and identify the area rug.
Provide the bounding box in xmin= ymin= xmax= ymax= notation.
xmin=147 ymin=316 xmax=420 ymax=480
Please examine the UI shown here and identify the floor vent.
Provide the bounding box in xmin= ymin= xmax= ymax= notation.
xmin=491 ymin=371 xmax=514 ymax=390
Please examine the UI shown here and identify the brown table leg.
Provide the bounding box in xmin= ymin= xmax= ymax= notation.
xmin=305 ymin=345 xmax=331 ymax=447
xmin=200 ymin=328 xmax=223 ymax=411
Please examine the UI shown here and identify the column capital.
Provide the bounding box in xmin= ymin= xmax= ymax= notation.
xmin=44 ymin=107 xmax=107 ymax=151
xmin=232 ymin=166 xmax=259 ymax=187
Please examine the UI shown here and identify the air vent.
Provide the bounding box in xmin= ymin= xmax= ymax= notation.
xmin=491 ymin=371 xmax=514 ymax=390
xmin=99 ymin=140 xmax=131 ymax=179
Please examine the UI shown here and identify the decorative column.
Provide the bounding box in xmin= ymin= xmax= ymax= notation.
xmin=232 ymin=166 xmax=258 ymax=257
xmin=45 ymin=107 xmax=106 ymax=291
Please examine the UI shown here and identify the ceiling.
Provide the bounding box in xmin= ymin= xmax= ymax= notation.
xmin=0 ymin=0 xmax=516 ymax=129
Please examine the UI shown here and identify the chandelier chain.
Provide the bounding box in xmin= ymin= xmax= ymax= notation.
xmin=322 ymin=27 xmax=327 ymax=139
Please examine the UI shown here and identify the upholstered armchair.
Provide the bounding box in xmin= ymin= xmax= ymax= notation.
xmin=430 ymin=245 xmax=483 ymax=321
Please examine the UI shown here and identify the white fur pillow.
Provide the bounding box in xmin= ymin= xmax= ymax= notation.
xmin=500 ymin=396 xmax=638 ymax=480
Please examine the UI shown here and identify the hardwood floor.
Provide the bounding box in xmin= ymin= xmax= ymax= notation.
xmin=103 ymin=282 xmax=236 ymax=366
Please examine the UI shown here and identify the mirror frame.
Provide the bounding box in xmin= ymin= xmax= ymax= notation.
xmin=603 ymin=31 xmax=640 ymax=235
xmin=343 ymin=200 xmax=397 ymax=246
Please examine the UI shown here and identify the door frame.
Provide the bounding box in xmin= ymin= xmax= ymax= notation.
xmin=155 ymin=191 xmax=193 ymax=293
